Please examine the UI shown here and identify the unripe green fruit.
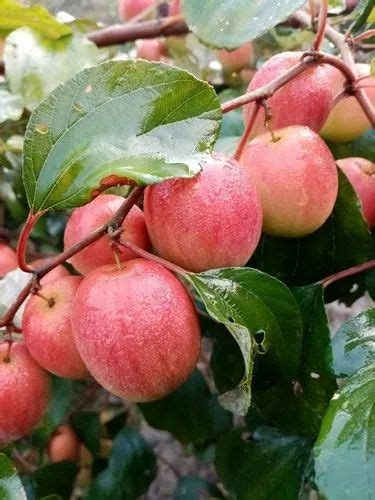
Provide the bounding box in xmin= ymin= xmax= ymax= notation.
xmin=0 ymin=343 xmax=50 ymax=444
xmin=72 ymin=259 xmax=201 ymax=402
xmin=337 ymin=158 xmax=375 ymax=228
xmin=243 ymin=51 xmax=334 ymax=138
xmin=144 ymin=154 xmax=263 ymax=272
xmin=240 ymin=125 xmax=338 ymax=237
xmin=22 ymin=276 xmax=89 ymax=379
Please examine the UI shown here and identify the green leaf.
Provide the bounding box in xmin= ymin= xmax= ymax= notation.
xmin=0 ymin=454 xmax=26 ymax=500
xmin=181 ymin=0 xmax=307 ymax=49
xmin=87 ymin=428 xmax=156 ymax=499
xmin=0 ymin=90 xmax=23 ymax=124
xmin=0 ymin=0 xmax=71 ymax=39
xmin=33 ymin=462 xmax=78 ymax=499
xmin=174 ymin=476 xmax=223 ymax=499
xmin=348 ymin=0 xmax=375 ymax=34
xmin=4 ymin=28 xmax=100 ymax=112
xmin=313 ymin=364 xmax=375 ymax=500
xmin=139 ymin=370 xmax=232 ymax=444
xmin=70 ymin=411 xmax=101 ymax=456
xmin=254 ymin=285 xmax=337 ymax=437
xmin=23 ymin=59 xmax=221 ymax=213
xmin=187 ymin=268 xmax=303 ymax=416
xmin=251 ymin=169 xmax=373 ymax=287
xmin=216 ymin=427 xmax=311 ymax=500
xmin=331 ymin=308 xmax=375 ymax=377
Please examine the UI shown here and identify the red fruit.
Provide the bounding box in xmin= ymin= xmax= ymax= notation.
xmin=72 ymin=259 xmax=201 ymax=402
xmin=169 ymin=0 xmax=180 ymax=15
xmin=118 ymin=0 xmax=154 ymax=21
xmin=243 ymin=51 xmax=334 ymax=138
xmin=30 ymin=257 xmax=70 ymax=285
xmin=240 ymin=125 xmax=338 ymax=237
xmin=136 ymin=39 xmax=165 ymax=61
xmin=337 ymin=158 xmax=375 ymax=228
xmin=22 ymin=276 xmax=88 ymax=379
xmin=144 ymin=154 xmax=262 ymax=272
xmin=47 ymin=425 xmax=80 ymax=462
xmin=64 ymin=194 xmax=150 ymax=275
xmin=0 ymin=342 xmax=50 ymax=444
xmin=320 ymin=64 xmax=375 ymax=143
xmin=0 ymin=243 xmax=17 ymax=277
xmin=217 ymin=43 xmax=253 ymax=73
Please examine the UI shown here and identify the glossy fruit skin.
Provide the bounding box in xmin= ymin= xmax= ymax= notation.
xmin=64 ymin=194 xmax=150 ymax=275
xmin=320 ymin=65 xmax=374 ymax=143
xmin=22 ymin=276 xmax=89 ymax=379
xmin=30 ymin=258 xmax=70 ymax=285
xmin=0 ymin=342 xmax=50 ymax=444
xmin=118 ymin=0 xmax=153 ymax=20
xmin=217 ymin=42 xmax=253 ymax=73
xmin=243 ymin=51 xmax=334 ymax=138
xmin=48 ymin=425 xmax=80 ymax=462
xmin=72 ymin=259 xmax=201 ymax=402
xmin=0 ymin=243 xmax=18 ymax=277
xmin=144 ymin=154 xmax=263 ymax=272
xmin=136 ymin=39 xmax=165 ymax=61
xmin=337 ymin=158 xmax=375 ymax=228
xmin=240 ymin=125 xmax=338 ymax=237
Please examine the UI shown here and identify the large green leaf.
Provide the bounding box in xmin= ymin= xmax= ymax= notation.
xmin=251 ymin=170 xmax=373 ymax=287
xmin=331 ymin=308 xmax=375 ymax=377
xmin=4 ymin=28 xmax=100 ymax=112
xmin=31 ymin=462 xmax=78 ymax=499
xmin=0 ymin=0 xmax=71 ymax=39
xmin=70 ymin=411 xmax=101 ymax=456
xmin=174 ymin=476 xmax=223 ymax=499
xmin=254 ymin=285 xmax=337 ymax=437
xmin=187 ymin=268 xmax=303 ymax=416
xmin=139 ymin=370 xmax=231 ymax=445
xmin=23 ymin=59 xmax=221 ymax=213
xmin=181 ymin=0 xmax=307 ymax=49
xmin=87 ymin=428 xmax=156 ymax=499
xmin=313 ymin=364 xmax=375 ymax=500
xmin=216 ymin=427 xmax=311 ymax=500
xmin=0 ymin=454 xmax=26 ymax=500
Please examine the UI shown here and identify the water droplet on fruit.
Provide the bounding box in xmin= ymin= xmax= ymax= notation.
xmin=35 ymin=123 xmax=49 ymax=134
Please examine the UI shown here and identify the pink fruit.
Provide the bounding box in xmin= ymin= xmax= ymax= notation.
xmin=48 ymin=425 xmax=80 ymax=462
xmin=64 ymin=194 xmax=150 ymax=275
xmin=240 ymin=125 xmax=338 ymax=237
xmin=136 ymin=39 xmax=165 ymax=61
xmin=337 ymin=158 xmax=375 ymax=228
xmin=30 ymin=257 xmax=70 ymax=285
xmin=243 ymin=51 xmax=334 ymax=138
xmin=72 ymin=259 xmax=201 ymax=402
xmin=0 ymin=243 xmax=17 ymax=277
xmin=320 ymin=64 xmax=375 ymax=143
xmin=217 ymin=42 xmax=253 ymax=73
xmin=118 ymin=0 xmax=154 ymax=21
xmin=169 ymin=0 xmax=180 ymax=15
xmin=144 ymin=154 xmax=263 ymax=272
xmin=22 ymin=276 xmax=88 ymax=379
xmin=0 ymin=342 xmax=50 ymax=444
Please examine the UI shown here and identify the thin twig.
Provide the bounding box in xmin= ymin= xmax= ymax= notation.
xmin=319 ymin=260 xmax=375 ymax=288
xmin=233 ymin=103 xmax=260 ymax=161
xmin=312 ymin=0 xmax=328 ymax=51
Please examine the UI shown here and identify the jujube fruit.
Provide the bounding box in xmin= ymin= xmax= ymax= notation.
xmin=64 ymin=194 xmax=150 ymax=275
xmin=0 ymin=342 xmax=50 ymax=444
xmin=337 ymin=157 xmax=375 ymax=228
xmin=144 ymin=154 xmax=263 ymax=272
xmin=22 ymin=276 xmax=89 ymax=379
xmin=72 ymin=259 xmax=201 ymax=402
xmin=240 ymin=125 xmax=338 ymax=237
xmin=243 ymin=51 xmax=334 ymax=138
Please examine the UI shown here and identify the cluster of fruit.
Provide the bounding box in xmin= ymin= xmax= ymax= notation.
xmin=0 ymin=4 xmax=374 ymax=448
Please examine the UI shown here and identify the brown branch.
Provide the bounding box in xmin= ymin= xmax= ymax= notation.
xmin=312 ymin=0 xmax=328 ymax=51
xmin=319 ymin=260 xmax=375 ymax=288
xmin=233 ymin=103 xmax=260 ymax=161
xmin=351 ymin=29 xmax=375 ymax=44
xmin=0 ymin=187 xmax=145 ymax=328
xmin=88 ymin=16 xmax=188 ymax=47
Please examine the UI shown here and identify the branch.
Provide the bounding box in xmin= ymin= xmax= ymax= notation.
xmin=312 ymin=0 xmax=328 ymax=51
xmin=0 ymin=187 xmax=145 ymax=328
xmin=351 ymin=29 xmax=375 ymax=44
xmin=319 ymin=260 xmax=375 ymax=288
xmin=88 ymin=16 xmax=188 ymax=47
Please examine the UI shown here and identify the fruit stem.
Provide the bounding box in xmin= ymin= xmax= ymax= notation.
xmin=33 ymin=291 xmax=55 ymax=308
xmin=319 ymin=259 xmax=375 ymax=289
xmin=117 ymin=240 xmax=188 ymax=277
xmin=312 ymin=0 xmax=328 ymax=51
xmin=233 ymin=103 xmax=260 ymax=161
xmin=16 ymin=211 xmax=43 ymax=273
